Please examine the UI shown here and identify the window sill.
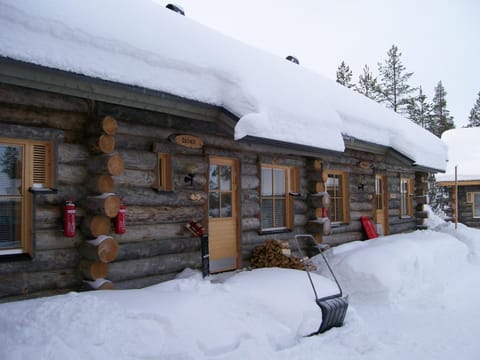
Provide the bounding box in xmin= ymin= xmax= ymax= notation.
xmin=28 ymin=187 xmax=57 ymax=194
xmin=331 ymin=222 xmax=347 ymax=228
xmin=0 ymin=251 xmax=32 ymax=261
xmin=258 ymin=228 xmax=291 ymax=235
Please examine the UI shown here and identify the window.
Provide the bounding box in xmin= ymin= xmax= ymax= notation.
xmin=473 ymin=193 xmax=480 ymax=218
xmin=153 ymin=153 xmax=172 ymax=191
xmin=400 ymin=178 xmax=414 ymax=217
xmin=0 ymin=138 xmax=53 ymax=256
xmin=209 ymin=161 xmax=233 ymax=218
xmin=325 ymin=171 xmax=349 ymax=223
xmin=260 ymin=164 xmax=297 ymax=231
xmin=375 ymin=176 xmax=384 ymax=211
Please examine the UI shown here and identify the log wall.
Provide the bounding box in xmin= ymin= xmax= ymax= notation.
xmin=0 ymin=82 xmax=430 ymax=301
xmin=0 ymin=83 xmax=90 ymax=301
xmin=447 ymin=185 xmax=480 ymax=229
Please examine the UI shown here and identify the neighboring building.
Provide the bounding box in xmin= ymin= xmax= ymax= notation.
xmin=436 ymin=128 xmax=480 ymax=228
xmin=0 ymin=0 xmax=447 ymax=301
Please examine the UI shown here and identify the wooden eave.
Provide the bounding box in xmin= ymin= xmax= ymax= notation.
xmin=0 ymin=57 xmax=238 ymax=131
xmin=437 ymin=180 xmax=480 ymax=187
xmin=344 ymin=135 xmax=445 ymax=173
xmin=237 ymin=135 xmax=343 ymax=158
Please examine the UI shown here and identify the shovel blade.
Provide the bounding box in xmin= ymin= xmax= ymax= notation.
xmin=316 ymin=296 xmax=349 ymax=334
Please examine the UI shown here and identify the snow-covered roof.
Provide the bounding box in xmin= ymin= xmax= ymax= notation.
xmin=436 ymin=128 xmax=480 ymax=183
xmin=0 ymin=0 xmax=447 ymax=171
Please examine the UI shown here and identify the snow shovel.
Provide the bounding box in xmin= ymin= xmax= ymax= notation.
xmin=294 ymin=234 xmax=348 ymax=334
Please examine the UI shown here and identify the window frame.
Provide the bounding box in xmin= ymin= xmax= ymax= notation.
xmin=400 ymin=177 xmax=414 ymax=218
xmin=0 ymin=137 xmax=54 ymax=256
xmin=260 ymin=164 xmax=298 ymax=233
xmin=473 ymin=192 xmax=480 ymax=219
xmin=323 ymin=170 xmax=350 ymax=224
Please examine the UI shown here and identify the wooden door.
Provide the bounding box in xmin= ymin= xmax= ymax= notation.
xmin=208 ymin=157 xmax=239 ymax=273
xmin=374 ymin=175 xmax=389 ymax=235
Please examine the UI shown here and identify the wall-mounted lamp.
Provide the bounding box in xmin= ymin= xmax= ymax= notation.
xmin=184 ymin=173 xmax=196 ymax=186
xmin=184 ymin=164 xmax=198 ymax=186
xmin=358 ymin=175 xmax=367 ymax=192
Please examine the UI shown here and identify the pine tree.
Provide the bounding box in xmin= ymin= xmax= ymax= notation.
xmin=406 ymin=87 xmax=432 ymax=129
xmin=336 ymin=61 xmax=354 ymax=88
xmin=430 ymin=81 xmax=455 ymax=137
xmin=464 ymin=91 xmax=480 ymax=128
xmin=427 ymin=173 xmax=449 ymax=214
xmin=377 ymin=45 xmax=416 ymax=113
xmin=355 ymin=64 xmax=381 ymax=101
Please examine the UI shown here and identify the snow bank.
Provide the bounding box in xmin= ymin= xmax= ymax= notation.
xmin=0 ymin=268 xmax=337 ymax=359
xmin=433 ymin=222 xmax=480 ymax=265
xmin=1 ymin=229 xmax=480 ymax=359
xmin=436 ymin=127 xmax=480 ymax=182
xmin=0 ymin=0 xmax=446 ymax=170
xmin=319 ymin=231 xmax=471 ymax=304
xmin=424 ymin=204 xmax=480 ymax=265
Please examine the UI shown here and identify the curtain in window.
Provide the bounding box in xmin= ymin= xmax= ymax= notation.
xmin=261 ymin=167 xmax=286 ymax=229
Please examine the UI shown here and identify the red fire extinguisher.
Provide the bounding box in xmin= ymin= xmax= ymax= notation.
xmin=321 ymin=207 xmax=328 ymax=218
xmin=115 ymin=198 xmax=126 ymax=234
xmin=63 ymin=199 xmax=76 ymax=237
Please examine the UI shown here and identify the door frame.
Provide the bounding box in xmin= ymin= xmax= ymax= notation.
xmin=374 ymin=174 xmax=389 ymax=235
xmin=207 ymin=156 xmax=241 ymax=273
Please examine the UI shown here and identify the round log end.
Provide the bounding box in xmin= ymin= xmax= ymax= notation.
xmin=102 ymin=115 xmax=118 ymax=135
xmin=90 ymin=215 xmax=111 ymax=237
xmin=107 ymin=154 xmax=124 ymax=176
xmin=79 ymin=260 xmax=108 ymax=280
xmin=97 ymin=175 xmax=114 ymax=194
xmin=104 ymin=195 xmax=121 ymax=218
xmin=98 ymin=134 xmax=116 ymax=154
xmin=98 ymin=237 xmax=119 ymax=263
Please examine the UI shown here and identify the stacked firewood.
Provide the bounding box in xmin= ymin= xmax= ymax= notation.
xmin=250 ymin=239 xmax=315 ymax=271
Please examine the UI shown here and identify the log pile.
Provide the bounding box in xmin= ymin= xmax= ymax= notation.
xmin=78 ymin=115 xmax=123 ymax=290
xmin=250 ymin=239 xmax=315 ymax=271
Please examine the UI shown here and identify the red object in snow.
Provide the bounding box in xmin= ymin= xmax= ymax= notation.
xmin=360 ymin=216 xmax=378 ymax=239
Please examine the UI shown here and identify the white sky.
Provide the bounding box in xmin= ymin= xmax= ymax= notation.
xmin=162 ymin=0 xmax=480 ymax=127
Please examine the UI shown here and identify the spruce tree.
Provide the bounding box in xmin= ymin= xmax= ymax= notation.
xmin=430 ymin=81 xmax=455 ymax=137
xmin=377 ymin=45 xmax=415 ymax=113
xmin=336 ymin=61 xmax=354 ymax=88
xmin=355 ymin=64 xmax=381 ymax=101
xmin=464 ymin=91 xmax=480 ymax=128
xmin=406 ymin=87 xmax=432 ymax=129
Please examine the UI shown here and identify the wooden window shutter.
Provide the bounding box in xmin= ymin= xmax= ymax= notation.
xmin=153 ymin=153 xmax=172 ymax=191
xmin=32 ymin=143 xmax=51 ymax=186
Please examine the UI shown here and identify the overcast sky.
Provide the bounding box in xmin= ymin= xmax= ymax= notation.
xmin=160 ymin=0 xmax=479 ymax=127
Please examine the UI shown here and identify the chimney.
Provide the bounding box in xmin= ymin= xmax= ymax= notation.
xmin=286 ymin=55 xmax=300 ymax=65
xmin=166 ymin=4 xmax=185 ymax=16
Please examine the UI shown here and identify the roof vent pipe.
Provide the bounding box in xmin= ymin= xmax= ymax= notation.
xmin=286 ymin=55 xmax=300 ymax=64
xmin=166 ymin=4 xmax=185 ymax=15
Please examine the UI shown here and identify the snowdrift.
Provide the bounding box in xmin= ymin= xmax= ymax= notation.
xmin=1 ymin=211 xmax=479 ymax=359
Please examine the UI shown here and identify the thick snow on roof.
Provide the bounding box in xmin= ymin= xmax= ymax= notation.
xmin=0 ymin=0 xmax=447 ymax=170
xmin=436 ymin=128 xmax=480 ymax=182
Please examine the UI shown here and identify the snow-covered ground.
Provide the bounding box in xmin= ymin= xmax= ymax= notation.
xmin=1 ymin=210 xmax=479 ymax=360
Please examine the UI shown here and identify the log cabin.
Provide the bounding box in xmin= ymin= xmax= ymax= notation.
xmin=436 ymin=128 xmax=480 ymax=228
xmin=0 ymin=1 xmax=447 ymax=301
